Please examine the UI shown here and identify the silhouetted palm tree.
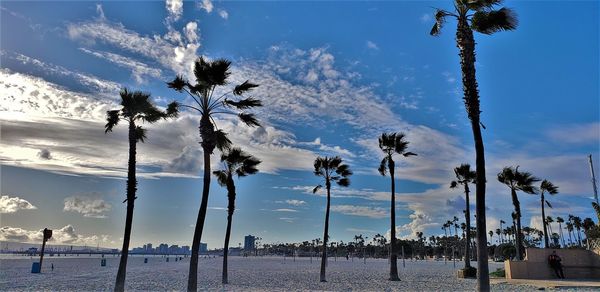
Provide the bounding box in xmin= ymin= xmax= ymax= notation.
xmin=566 ymin=220 xmax=574 ymax=246
xmin=497 ymin=166 xmax=539 ymax=260
xmin=546 ymin=216 xmax=554 ymax=244
xmin=167 ymin=57 xmax=262 ymax=291
xmin=488 ymin=230 xmax=494 ymax=244
xmin=213 ymin=147 xmax=261 ymax=284
xmin=377 ymin=132 xmax=416 ymax=280
xmin=537 ymin=180 xmax=558 ymax=248
xmin=450 ymin=163 xmax=476 ymax=269
xmin=105 ymin=88 xmax=178 ymax=292
xmin=313 ymin=156 xmax=352 ymax=282
xmin=556 ymin=216 xmax=565 ymax=247
xmin=593 ymin=202 xmax=600 ymax=222
xmin=573 ymin=216 xmax=583 ymax=246
xmin=582 ymin=217 xmax=595 ymax=248
xmin=429 ymin=1 xmax=517 ymax=289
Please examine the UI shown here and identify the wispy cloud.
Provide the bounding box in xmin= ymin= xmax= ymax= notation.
xmin=0 ymin=225 xmax=109 ymax=244
xmin=331 ymin=205 xmax=388 ymax=218
xmin=366 ymin=40 xmax=379 ymax=51
xmin=78 ymin=48 xmax=162 ymax=83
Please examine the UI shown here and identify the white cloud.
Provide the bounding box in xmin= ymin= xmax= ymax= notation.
xmin=198 ymin=0 xmax=214 ymax=13
xmin=184 ymin=21 xmax=199 ymax=43
xmin=366 ymin=40 xmax=379 ymax=50
xmin=78 ymin=48 xmax=162 ymax=83
xmin=546 ymin=122 xmax=600 ymax=145
xmin=166 ymin=0 xmax=183 ymax=21
xmin=331 ymin=205 xmax=388 ymax=219
xmin=0 ymin=195 xmax=37 ymax=213
xmin=420 ymin=13 xmax=432 ymax=23
xmin=273 ymin=208 xmax=298 ymax=212
xmin=0 ymin=225 xmax=109 ymax=245
xmin=285 ymin=199 xmax=306 ymax=206
xmin=442 ymin=71 xmax=456 ymax=83
xmin=96 ymin=4 xmax=106 ymax=21
xmin=299 ymin=137 xmax=355 ymax=158
xmin=218 ymin=9 xmax=229 ymax=19
xmin=63 ymin=196 xmax=112 ymax=218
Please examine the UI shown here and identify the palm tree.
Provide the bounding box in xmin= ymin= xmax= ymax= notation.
xmin=499 ymin=220 xmax=506 ymax=243
xmin=488 ymin=230 xmax=494 ymax=245
xmin=167 ymin=57 xmax=262 ymax=291
xmin=377 ymin=132 xmax=416 ymax=280
xmin=566 ymin=221 xmax=574 ymax=246
xmin=213 ymin=147 xmax=261 ymax=284
xmin=105 ymin=88 xmax=178 ymax=292
xmin=497 ymin=166 xmax=539 ymax=260
xmin=537 ymin=180 xmax=559 ymax=248
xmin=313 ymin=156 xmax=352 ymax=282
xmin=546 ymin=216 xmax=554 ymax=245
xmin=582 ymin=217 xmax=595 ymax=248
xmin=429 ymin=2 xmax=517 ymax=289
xmin=593 ymin=202 xmax=600 ymax=222
xmin=573 ymin=216 xmax=583 ymax=246
xmin=450 ymin=164 xmax=476 ymax=270
xmin=556 ymin=216 xmax=565 ymax=247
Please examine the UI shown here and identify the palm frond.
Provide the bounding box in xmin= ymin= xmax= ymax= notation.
xmin=545 ymin=200 xmax=552 ymax=209
xmin=403 ymin=151 xmax=417 ymax=157
xmin=134 ymin=126 xmax=147 ymax=143
xmin=233 ymin=80 xmax=259 ymax=96
xmin=450 ymin=181 xmax=459 ymax=189
xmin=208 ymin=58 xmax=232 ymax=86
xmin=166 ymin=75 xmax=188 ymax=92
xmin=471 ymin=7 xmax=518 ymax=35
xmin=430 ymin=9 xmax=451 ymax=36
xmin=213 ymin=170 xmax=229 ymax=187
xmin=313 ymin=185 xmax=322 ymax=194
xmin=224 ymin=97 xmax=263 ymax=109
xmin=337 ymin=177 xmax=350 ymax=187
xmin=214 ymin=129 xmax=232 ymax=151
xmin=105 ymin=110 xmax=120 ymax=133
xmin=540 ymin=179 xmax=559 ymax=195
xmin=378 ymin=157 xmax=388 ymax=176
xmin=238 ymin=156 xmax=261 ymax=177
xmin=465 ymin=0 xmax=503 ymax=11
xmin=238 ymin=113 xmax=261 ymax=127
xmin=165 ymin=101 xmax=180 ymax=118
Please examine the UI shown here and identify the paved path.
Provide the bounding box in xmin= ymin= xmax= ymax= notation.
xmin=491 ymin=278 xmax=600 ymax=289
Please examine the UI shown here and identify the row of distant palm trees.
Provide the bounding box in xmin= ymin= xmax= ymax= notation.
xmin=490 ymin=215 xmax=597 ymax=249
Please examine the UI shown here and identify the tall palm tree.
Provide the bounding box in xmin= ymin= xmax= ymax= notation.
xmin=488 ymin=230 xmax=494 ymax=244
xmin=497 ymin=166 xmax=539 ymax=260
xmin=593 ymin=202 xmax=600 ymax=222
xmin=213 ymin=148 xmax=261 ymax=284
xmin=430 ymin=2 xmax=517 ymax=289
xmin=499 ymin=220 xmax=506 ymax=243
xmin=313 ymin=156 xmax=352 ymax=282
xmin=377 ymin=132 xmax=416 ymax=280
xmin=105 ymin=88 xmax=178 ymax=292
xmin=450 ymin=163 xmax=476 ymax=270
xmin=167 ymin=57 xmax=262 ymax=291
xmin=556 ymin=216 xmax=565 ymax=247
xmin=537 ymin=180 xmax=558 ymax=248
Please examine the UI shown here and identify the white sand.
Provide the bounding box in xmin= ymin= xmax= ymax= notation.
xmin=1 ymin=255 xmax=532 ymax=291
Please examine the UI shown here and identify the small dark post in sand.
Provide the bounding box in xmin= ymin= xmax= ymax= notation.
xmin=402 ymin=246 xmax=405 ymax=268
xmin=35 ymin=228 xmax=52 ymax=273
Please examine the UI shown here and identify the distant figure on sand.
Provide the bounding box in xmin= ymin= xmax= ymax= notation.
xmin=548 ymin=251 xmax=565 ymax=279
xmin=51 ymin=263 xmax=54 ymax=271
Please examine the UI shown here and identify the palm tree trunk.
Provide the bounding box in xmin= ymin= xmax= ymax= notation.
xmin=541 ymin=193 xmax=549 ymax=248
xmin=222 ymin=177 xmax=236 ymax=285
xmin=222 ymin=212 xmax=233 ymax=284
xmin=577 ymin=228 xmax=582 ymax=246
xmin=188 ymin=116 xmax=216 ymax=292
xmin=510 ymin=189 xmax=523 ymax=260
xmin=389 ymin=158 xmax=400 ymax=281
xmin=464 ymin=183 xmax=471 ymax=269
xmin=558 ymin=223 xmax=565 ymax=247
xmin=115 ymin=121 xmax=137 ymax=292
xmin=320 ymin=182 xmax=331 ymax=282
xmin=456 ymin=17 xmax=489 ymax=291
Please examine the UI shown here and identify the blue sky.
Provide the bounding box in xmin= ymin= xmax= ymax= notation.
xmin=0 ymin=1 xmax=598 ymax=249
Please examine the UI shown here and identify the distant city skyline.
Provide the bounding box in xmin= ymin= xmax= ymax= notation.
xmin=0 ymin=0 xmax=598 ymax=250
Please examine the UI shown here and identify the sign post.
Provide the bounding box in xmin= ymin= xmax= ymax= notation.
xmin=33 ymin=228 xmax=52 ymax=273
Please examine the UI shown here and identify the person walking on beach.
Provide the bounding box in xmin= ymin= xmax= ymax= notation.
xmin=51 ymin=263 xmax=54 ymax=271
xmin=548 ymin=251 xmax=565 ymax=279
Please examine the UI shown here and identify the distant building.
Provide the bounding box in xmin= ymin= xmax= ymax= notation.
xmin=199 ymin=243 xmax=208 ymax=254
xmin=182 ymin=245 xmax=191 ymax=255
xmin=228 ymin=247 xmax=242 ymax=256
xmin=146 ymin=243 xmax=153 ymax=253
xmin=158 ymin=243 xmax=169 ymax=254
xmin=244 ymin=235 xmax=255 ymax=251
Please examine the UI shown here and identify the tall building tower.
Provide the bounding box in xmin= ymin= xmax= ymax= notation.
xmin=244 ymin=235 xmax=255 ymax=251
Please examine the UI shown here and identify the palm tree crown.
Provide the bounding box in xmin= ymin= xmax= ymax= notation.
xmin=105 ymin=88 xmax=179 ymax=138
xmin=213 ymin=148 xmax=261 ymax=189
xmin=450 ymin=164 xmax=476 ymax=189
xmin=377 ymin=132 xmax=417 ymax=176
xmin=313 ymin=156 xmax=352 ymax=192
